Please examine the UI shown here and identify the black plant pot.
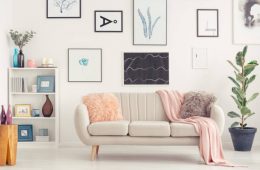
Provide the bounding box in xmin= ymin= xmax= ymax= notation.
xmin=229 ymin=127 xmax=257 ymax=151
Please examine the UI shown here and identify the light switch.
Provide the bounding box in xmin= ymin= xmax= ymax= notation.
xmin=192 ymin=48 xmax=208 ymax=69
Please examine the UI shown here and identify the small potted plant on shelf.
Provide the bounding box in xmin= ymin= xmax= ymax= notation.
xmin=9 ymin=30 xmax=36 ymax=68
xmin=227 ymin=45 xmax=258 ymax=151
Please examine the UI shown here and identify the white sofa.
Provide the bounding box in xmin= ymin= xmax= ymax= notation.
xmin=75 ymin=93 xmax=225 ymax=160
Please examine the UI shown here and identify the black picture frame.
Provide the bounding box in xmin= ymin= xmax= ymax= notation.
xmin=68 ymin=48 xmax=102 ymax=82
xmin=124 ymin=52 xmax=169 ymax=85
xmin=18 ymin=125 xmax=33 ymax=142
xmin=94 ymin=10 xmax=123 ymax=32
xmin=197 ymin=9 xmax=219 ymax=37
xmin=133 ymin=0 xmax=168 ymax=46
xmin=46 ymin=0 xmax=81 ymax=18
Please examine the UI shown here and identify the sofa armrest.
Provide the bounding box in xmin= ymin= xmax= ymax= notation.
xmin=74 ymin=104 xmax=91 ymax=145
xmin=210 ymin=105 xmax=225 ymax=135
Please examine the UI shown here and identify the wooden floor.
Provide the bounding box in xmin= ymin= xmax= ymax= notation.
xmin=1 ymin=145 xmax=259 ymax=170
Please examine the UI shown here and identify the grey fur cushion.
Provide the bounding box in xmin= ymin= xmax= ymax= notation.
xmin=179 ymin=91 xmax=216 ymax=119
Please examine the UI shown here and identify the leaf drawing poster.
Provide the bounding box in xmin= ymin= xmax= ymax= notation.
xmin=124 ymin=53 xmax=169 ymax=84
xmin=133 ymin=0 xmax=167 ymax=45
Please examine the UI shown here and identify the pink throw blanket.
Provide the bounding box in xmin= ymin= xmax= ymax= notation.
xmin=157 ymin=90 xmax=236 ymax=167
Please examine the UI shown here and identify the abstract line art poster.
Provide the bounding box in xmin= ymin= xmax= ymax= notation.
xmin=133 ymin=0 xmax=167 ymax=45
xmin=124 ymin=53 xmax=169 ymax=85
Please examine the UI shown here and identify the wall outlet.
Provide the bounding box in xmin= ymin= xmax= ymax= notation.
xmin=192 ymin=48 xmax=208 ymax=69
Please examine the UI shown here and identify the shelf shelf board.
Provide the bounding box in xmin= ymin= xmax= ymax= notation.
xmin=11 ymin=92 xmax=55 ymax=95
xmin=13 ymin=117 xmax=56 ymax=120
xmin=18 ymin=141 xmax=57 ymax=148
xmin=9 ymin=67 xmax=57 ymax=70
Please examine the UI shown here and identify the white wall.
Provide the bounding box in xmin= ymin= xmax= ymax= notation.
xmin=12 ymin=0 xmax=260 ymax=146
xmin=0 ymin=0 xmax=13 ymax=106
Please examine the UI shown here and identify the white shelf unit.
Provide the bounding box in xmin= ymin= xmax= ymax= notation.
xmin=8 ymin=68 xmax=59 ymax=147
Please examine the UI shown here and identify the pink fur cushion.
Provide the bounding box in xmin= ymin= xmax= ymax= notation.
xmin=83 ymin=93 xmax=123 ymax=123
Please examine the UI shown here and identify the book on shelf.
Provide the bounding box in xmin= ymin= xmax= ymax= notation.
xmin=11 ymin=77 xmax=28 ymax=93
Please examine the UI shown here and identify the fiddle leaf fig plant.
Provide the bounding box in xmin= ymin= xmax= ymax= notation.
xmin=227 ymin=46 xmax=259 ymax=129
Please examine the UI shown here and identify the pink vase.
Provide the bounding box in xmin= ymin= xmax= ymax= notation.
xmin=6 ymin=104 xmax=12 ymax=125
xmin=1 ymin=105 xmax=7 ymax=125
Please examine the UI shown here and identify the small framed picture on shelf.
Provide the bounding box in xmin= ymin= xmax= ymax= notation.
xmin=18 ymin=125 xmax=33 ymax=142
xmin=15 ymin=104 xmax=31 ymax=117
xmin=37 ymin=75 xmax=55 ymax=92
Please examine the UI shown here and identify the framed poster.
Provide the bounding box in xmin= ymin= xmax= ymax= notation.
xmin=47 ymin=0 xmax=81 ymax=18
xmin=197 ymin=9 xmax=219 ymax=37
xmin=95 ymin=11 xmax=123 ymax=32
xmin=68 ymin=48 xmax=102 ymax=82
xmin=233 ymin=0 xmax=260 ymax=44
xmin=124 ymin=53 xmax=169 ymax=85
xmin=133 ymin=0 xmax=167 ymax=45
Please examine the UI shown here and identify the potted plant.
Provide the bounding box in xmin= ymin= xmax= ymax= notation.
xmin=227 ymin=45 xmax=258 ymax=151
xmin=9 ymin=30 xmax=36 ymax=68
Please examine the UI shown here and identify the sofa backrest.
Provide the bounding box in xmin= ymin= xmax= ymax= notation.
xmin=114 ymin=93 xmax=169 ymax=121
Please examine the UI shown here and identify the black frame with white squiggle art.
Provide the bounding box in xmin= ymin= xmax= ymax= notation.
xmin=124 ymin=53 xmax=169 ymax=85
xmin=133 ymin=0 xmax=167 ymax=45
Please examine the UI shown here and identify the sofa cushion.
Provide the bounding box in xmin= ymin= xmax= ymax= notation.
xmin=88 ymin=121 xmax=129 ymax=136
xmin=129 ymin=121 xmax=170 ymax=137
xmin=170 ymin=122 xmax=199 ymax=137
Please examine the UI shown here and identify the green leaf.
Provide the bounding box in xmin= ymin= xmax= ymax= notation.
xmin=236 ymin=51 xmax=244 ymax=67
xmin=240 ymin=106 xmax=251 ymax=116
xmin=248 ymin=60 xmax=258 ymax=65
xmin=245 ymin=112 xmax=255 ymax=121
xmin=244 ymin=64 xmax=257 ymax=76
xmin=242 ymin=46 xmax=248 ymax=57
xmin=235 ymin=73 xmax=245 ymax=83
xmin=232 ymin=87 xmax=245 ymax=99
xmin=227 ymin=111 xmax=241 ymax=118
xmin=231 ymin=122 xmax=240 ymax=127
xmin=228 ymin=76 xmax=240 ymax=87
xmin=227 ymin=60 xmax=240 ymax=72
xmin=247 ymin=93 xmax=259 ymax=103
xmin=247 ymin=75 xmax=256 ymax=84
xmin=231 ymin=95 xmax=242 ymax=108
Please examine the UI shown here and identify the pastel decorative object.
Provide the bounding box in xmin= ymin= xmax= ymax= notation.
xmin=0 ymin=125 xmax=18 ymax=166
xmin=1 ymin=105 xmax=6 ymax=125
xmin=12 ymin=48 xmax=19 ymax=67
xmin=31 ymin=85 xmax=37 ymax=93
xmin=6 ymin=105 xmax=12 ymax=125
xmin=18 ymin=125 xmax=33 ymax=142
xmin=9 ymin=30 xmax=36 ymax=67
xmin=83 ymin=93 xmax=123 ymax=123
xmin=42 ymin=95 xmax=53 ymax=117
xmin=39 ymin=129 xmax=48 ymax=136
xmin=27 ymin=59 xmax=36 ymax=68
xmin=32 ymin=109 xmax=40 ymax=117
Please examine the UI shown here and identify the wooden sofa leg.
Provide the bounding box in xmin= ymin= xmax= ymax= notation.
xmin=96 ymin=145 xmax=99 ymax=156
xmin=91 ymin=145 xmax=98 ymax=161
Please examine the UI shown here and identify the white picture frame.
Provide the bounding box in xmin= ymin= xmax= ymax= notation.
xmin=233 ymin=0 xmax=260 ymax=44
xmin=95 ymin=11 xmax=123 ymax=32
xmin=68 ymin=48 xmax=102 ymax=82
xmin=133 ymin=0 xmax=167 ymax=45
xmin=197 ymin=9 xmax=219 ymax=37
xmin=47 ymin=0 xmax=81 ymax=18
